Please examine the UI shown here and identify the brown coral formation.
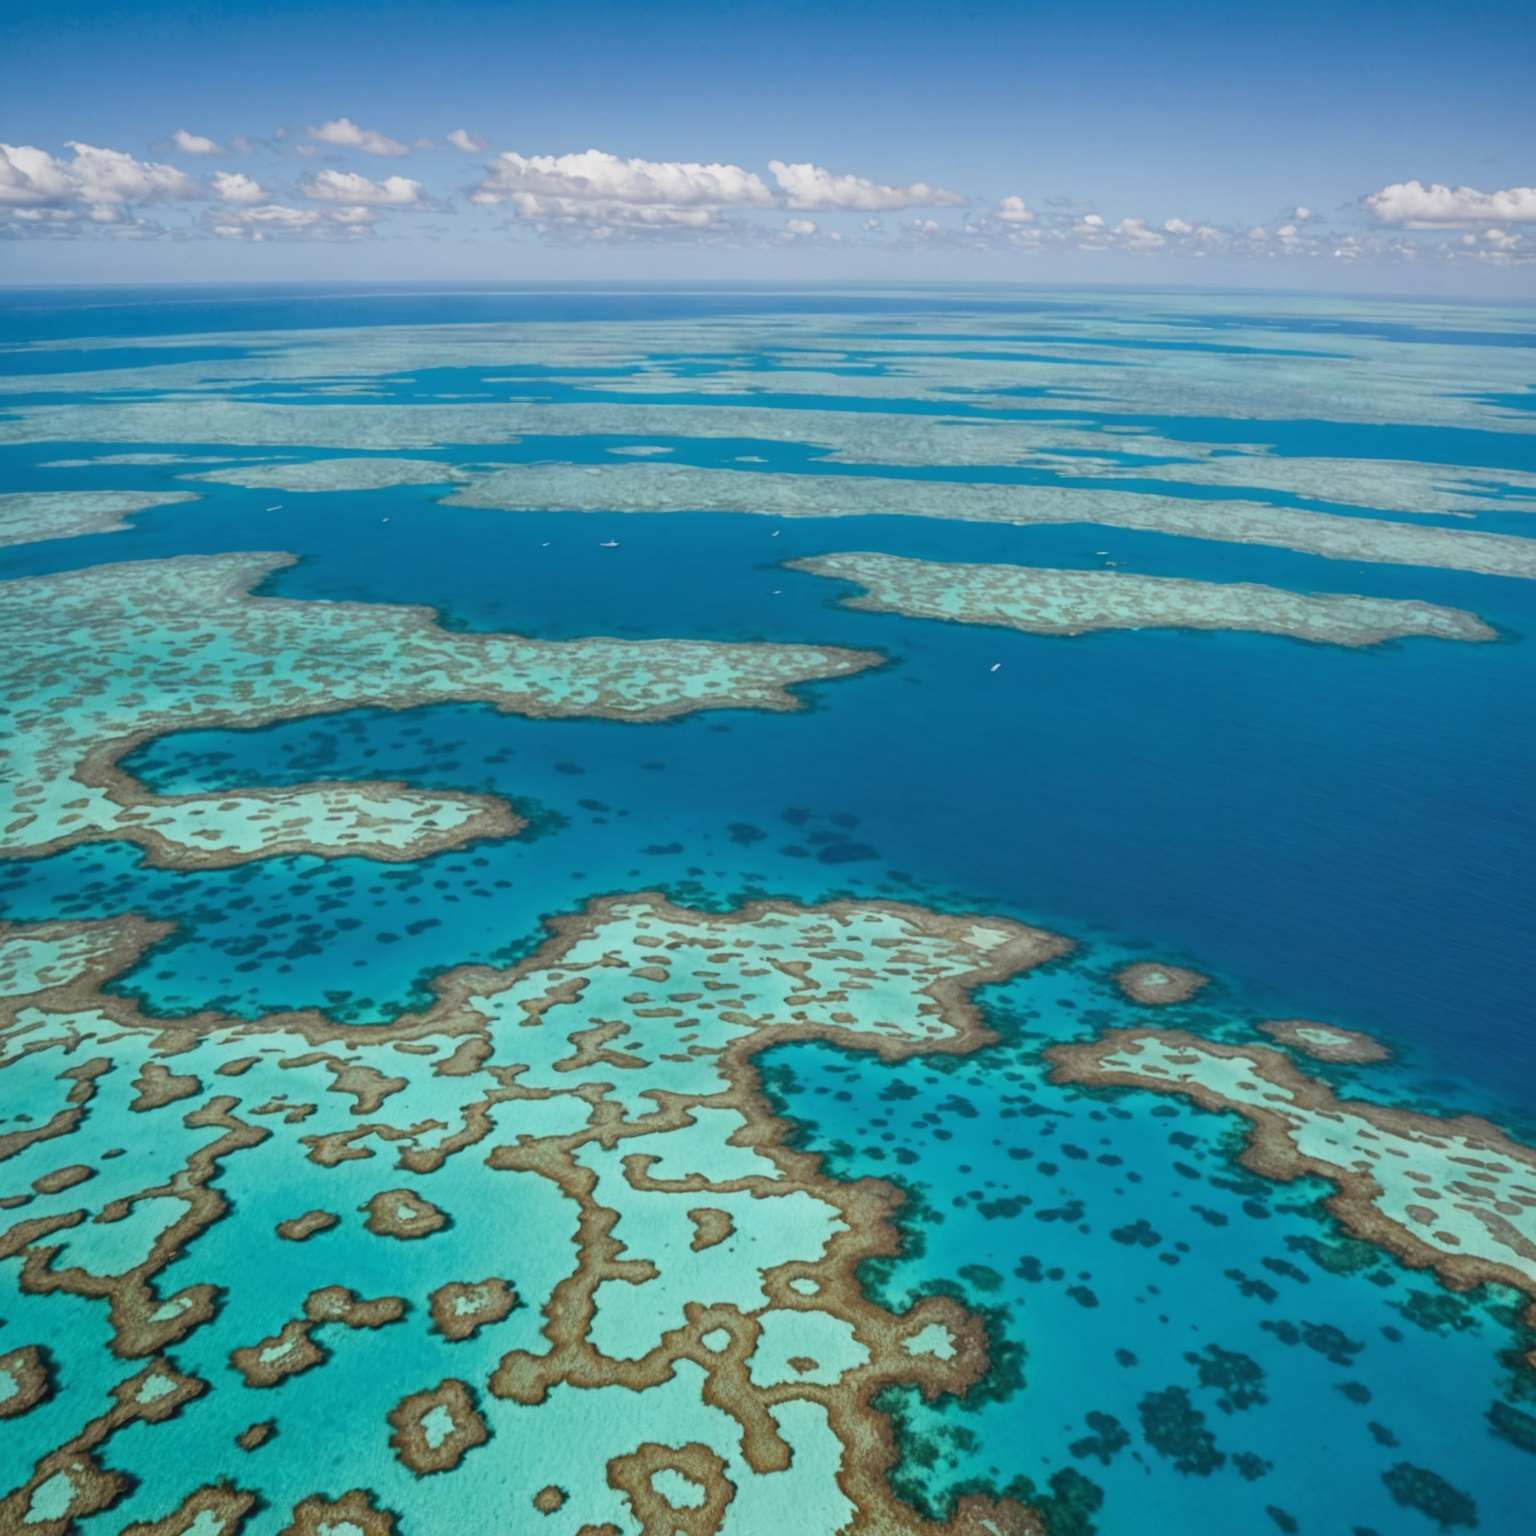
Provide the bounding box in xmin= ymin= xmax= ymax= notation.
xmin=120 ymin=1483 xmax=260 ymax=1535
xmin=361 ymin=1188 xmax=450 ymax=1239
xmin=1257 ymin=1017 xmax=1391 ymax=1064
xmin=0 ymin=1359 xmax=206 ymax=1534
xmin=235 ymin=1420 xmax=275 ymax=1452
xmin=687 ymin=1207 xmax=736 ymax=1252
xmin=386 ymin=1377 xmax=490 ymax=1474
xmin=1113 ymin=961 xmax=1208 ymax=1006
xmin=302 ymin=1285 xmax=407 ymax=1329
xmin=607 ymin=1442 xmax=734 ymax=1536
xmin=32 ymin=1164 xmax=95 ymax=1195
xmin=0 ymin=1343 xmax=53 ymax=1419
xmin=428 ymin=1278 xmax=519 ymax=1341
xmin=3 ymin=1086 xmax=251 ymax=1361
xmin=0 ymin=551 xmax=880 ymax=871
xmin=278 ymin=1490 xmax=399 ymax=1536
xmin=1049 ymin=1028 xmax=1536 ymax=1338
xmin=129 ymin=1063 xmax=202 ymax=1112
xmin=274 ymin=1209 xmax=340 ymax=1242
xmin=228 ymin=1319 xmax=327 ymax=1388
xmin=1 ymin=896 xmax=1072 ymax=1534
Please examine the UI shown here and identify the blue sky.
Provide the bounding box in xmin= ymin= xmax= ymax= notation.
xmin=2 ymin=0 xmax=1533 ymax=290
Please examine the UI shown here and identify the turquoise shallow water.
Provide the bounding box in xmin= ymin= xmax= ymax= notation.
xmin=1 ymin=285 xmax=1533 ymax=1535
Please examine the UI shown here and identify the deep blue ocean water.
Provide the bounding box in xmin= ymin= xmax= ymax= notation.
xmin=1 ymin=284 xmax=1533 ymax=1535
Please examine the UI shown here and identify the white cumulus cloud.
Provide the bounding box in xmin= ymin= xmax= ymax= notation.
xmin=784 ymin=217 xmax=818 ymax=237
xmin=996 ymin=195 xmax=1035 ymax=224
xmin=447 ymin=129 xmax=485 ymax=153
xmin=306 ymin=117 xmax=410 ymax=157
xmin=172 ymin=129 xmax=221 ymax=155
xmin=1364 ymin=180 xmax=1536 ymax=227
xmin=212 ymin=171 xmax=267 ymax=204
xmin=0 ymin=142 xmax=199 ymax=208
xmin=1114 ymin=217 xmax=1165 ymax=249
xmin=211 ymin=202 xmax=376 ymax=240
xmin=301 ymin=169 xmax=423 ymax=205
xmin=770 ymin=160 xmax=965 ymax=211
xmin=473 ymin=148 xmax=774 ymax=214
xmin=497 ymin=193 xmax=720 ymax=228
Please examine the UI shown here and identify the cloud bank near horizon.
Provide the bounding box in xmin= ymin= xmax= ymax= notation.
xmin=1 ymin=129 xmax=1531 ymax=271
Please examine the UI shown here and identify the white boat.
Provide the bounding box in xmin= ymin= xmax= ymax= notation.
xmin=990 ymin=662 xmax=1002 ymax=672
xmin=265 ymin=504 xmax=282 ymax=512
xmin=599 ymin=539 xmax=620 ymax=548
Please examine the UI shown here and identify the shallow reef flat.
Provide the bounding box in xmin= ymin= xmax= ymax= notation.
xmin=6 ymin=297 xmax=1535 ymax=433
xmin=187 ymin=458 xmax=469 ymax=493
xmin=8 ymin=397 xmax=1535 ymax=517
xmin=1257 ymin=1017 xmax=1392 ymax=1063
xmin=1033 ymin=451 xmax=1536 ymax=520
xmin=0 ymin=491 xmax=199 ymax=549
xmin=50 ymin=405 xmax=1536 ymax=525
xmin=38 ymin=454 xmax=244 ymax=469
xmin=0 ymin=552 xmax=879 ymax=869
xmin=160 ymin=405 xmax=1536 ymax=516
xmin=573 ymin=344 xmax=1536 ymax=435
xmin=0 ymin=896 xmax=1068 ymax=1536
xmin=4 ymin=288 xmax=1535 ymax=1535
xmin=1049 ymin=1029 xmax=1536 ymax=1343
xmin=446 ymin=461 xmax=1536 ymax=579
xmin=789 ymin=551 xmax=1496 ymax=647
xmin=4 ymin=896 xmax=1534 ymax=1534
xmin=0 ymin=397 xmax=1139 ymax=460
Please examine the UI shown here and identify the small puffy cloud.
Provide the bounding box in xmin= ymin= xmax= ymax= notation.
xmin=211 ymin=202 xmax=376 ymax=240
xmin=1163 ymin=217 xmax=1193 ymax=236
xmin=172 ymin=129 xmax=221 ymax=155
xmin=447 ymin=129 xmax=485 ymax=153
xmin=498 ymin=192 xmax=719 ymax=228
xmin=784 ymin=217 xmax=817 ymax=237
xmin=1114 ymin=216 xmax=1165 ymax=250
xmin=218 ymin=204 xmax=324 ymax=231
xmin=474 ymin=148 xmax=774 ymax=213
xmin=306 ymin=117 xmax=409 ymax=157
xmin=66 ymin=143 xmax=202 ymax=203
xmin=0 ymin=142 xmax=199 ymax=208
xmin=301 ymin=168 xmax=423 ymax=205
xmin=8 ymin=207 xmax=78 ymax=225
xmin=770 ymin=160 xmax=964 ymax=211
xmin=996 ymin=194 xmax=1035 ymax=224
xmin=212 ymin=171 xmax=267 ymax=204
xmin=0 ymin=145 xmax=74 ymax=205
xmin=1364 ymin=179 xmax=1536 ymax=227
